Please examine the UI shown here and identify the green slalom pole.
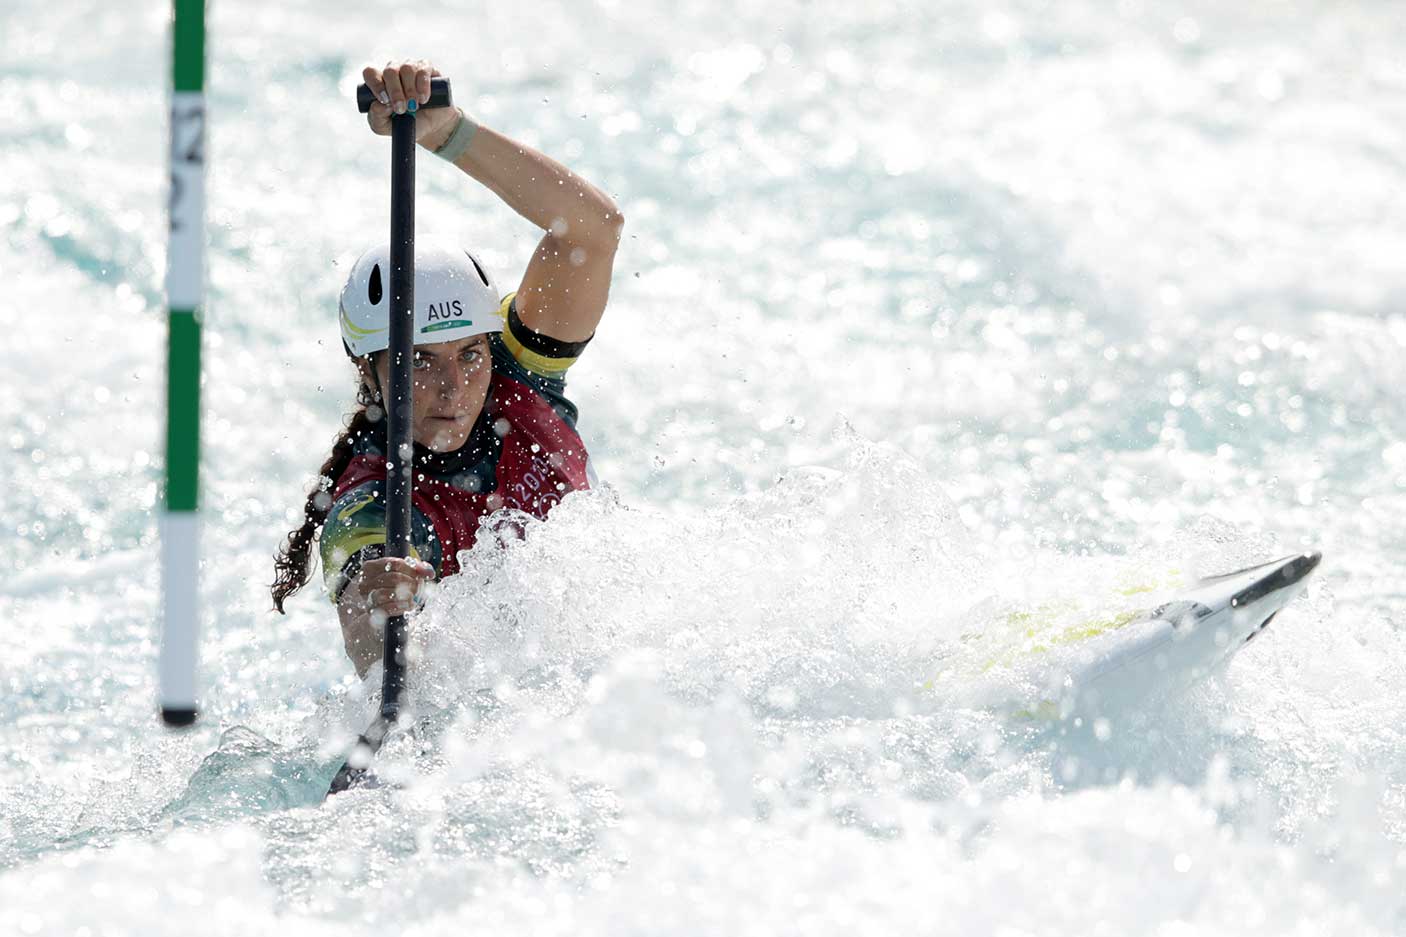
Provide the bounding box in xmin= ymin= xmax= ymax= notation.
xmin=160 ymin=0 xmax=206 ymax=727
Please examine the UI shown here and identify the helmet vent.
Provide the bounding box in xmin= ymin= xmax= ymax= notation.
xmin=368 ymin=264 xmax=383 ymax=305
xmin=466 ymin=252 xmax=490 ymax=287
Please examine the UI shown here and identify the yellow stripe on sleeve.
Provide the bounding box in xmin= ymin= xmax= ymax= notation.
xmin=497 ymin=292 xmax=582 ymax=380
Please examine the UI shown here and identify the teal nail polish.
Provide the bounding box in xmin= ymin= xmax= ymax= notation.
xmin=407 ymin=99 xmax=418 ymax=112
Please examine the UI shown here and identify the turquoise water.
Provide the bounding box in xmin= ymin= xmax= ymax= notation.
xmin=4 ymin=0 xmax=1406 ymax=932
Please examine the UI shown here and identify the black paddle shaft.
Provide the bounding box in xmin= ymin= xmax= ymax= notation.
xmin=380 ymin=109 xmax=416 ymax=721
xmin=380 ymin=78 xmax=455 ymax=721
xmin=327 ymin=79 xmax=454 ymax=798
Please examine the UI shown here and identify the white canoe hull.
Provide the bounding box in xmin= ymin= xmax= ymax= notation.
xmin=1051 ymin=552 xmax=1321 ymax=720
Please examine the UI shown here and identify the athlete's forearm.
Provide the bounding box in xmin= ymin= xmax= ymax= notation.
xmin=421 ymin=114 xmax=622 ymax=247
xmin=337 ymin=581 xmax=382 ymax=679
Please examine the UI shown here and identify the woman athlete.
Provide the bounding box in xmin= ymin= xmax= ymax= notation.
xmin=271 ymin=60 xmax=623 ymax=676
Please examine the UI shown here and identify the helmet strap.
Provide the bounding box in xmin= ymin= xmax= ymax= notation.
xmin=353 ymin=354 xmax=388 ymax=406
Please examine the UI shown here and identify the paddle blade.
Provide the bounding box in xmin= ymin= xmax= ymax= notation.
xmin=324 ymin=715 xmax=393 ymax=798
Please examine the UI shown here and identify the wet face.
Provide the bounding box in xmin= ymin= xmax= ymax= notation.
xmin=361 ymin=335 xmax=493 ymax=453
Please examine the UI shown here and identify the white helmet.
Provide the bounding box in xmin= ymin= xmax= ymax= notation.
xmin=338 ymin=239 xmax=502 ymax=357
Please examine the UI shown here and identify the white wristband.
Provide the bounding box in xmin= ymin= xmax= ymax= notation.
xmin=432 ymin=109 xmax=480 ymax=162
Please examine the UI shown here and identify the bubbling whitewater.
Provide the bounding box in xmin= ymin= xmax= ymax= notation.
xmin=38 ymin=444 xmax=1389 ymax=934
xmin=12 ymin=468 xmax=1395 ymax=935
xmin=4 ymin=0 xmax=1406 ymax=932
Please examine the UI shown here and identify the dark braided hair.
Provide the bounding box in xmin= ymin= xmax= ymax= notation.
xmin=271 ymin=380 xmax=382 ymax=612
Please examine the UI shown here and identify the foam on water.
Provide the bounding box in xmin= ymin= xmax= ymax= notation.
xmin=18 ymin=453 xmax=1397 ymax=933
xmin=4 ymin=0 xmax=1406 ymax=932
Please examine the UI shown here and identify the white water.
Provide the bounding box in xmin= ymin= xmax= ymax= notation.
xmin=4 ymin=0 xmax=1406 ymax=933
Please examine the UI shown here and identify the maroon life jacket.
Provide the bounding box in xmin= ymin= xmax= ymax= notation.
xmin=331 ymin=372 xmax=591 ymax=577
